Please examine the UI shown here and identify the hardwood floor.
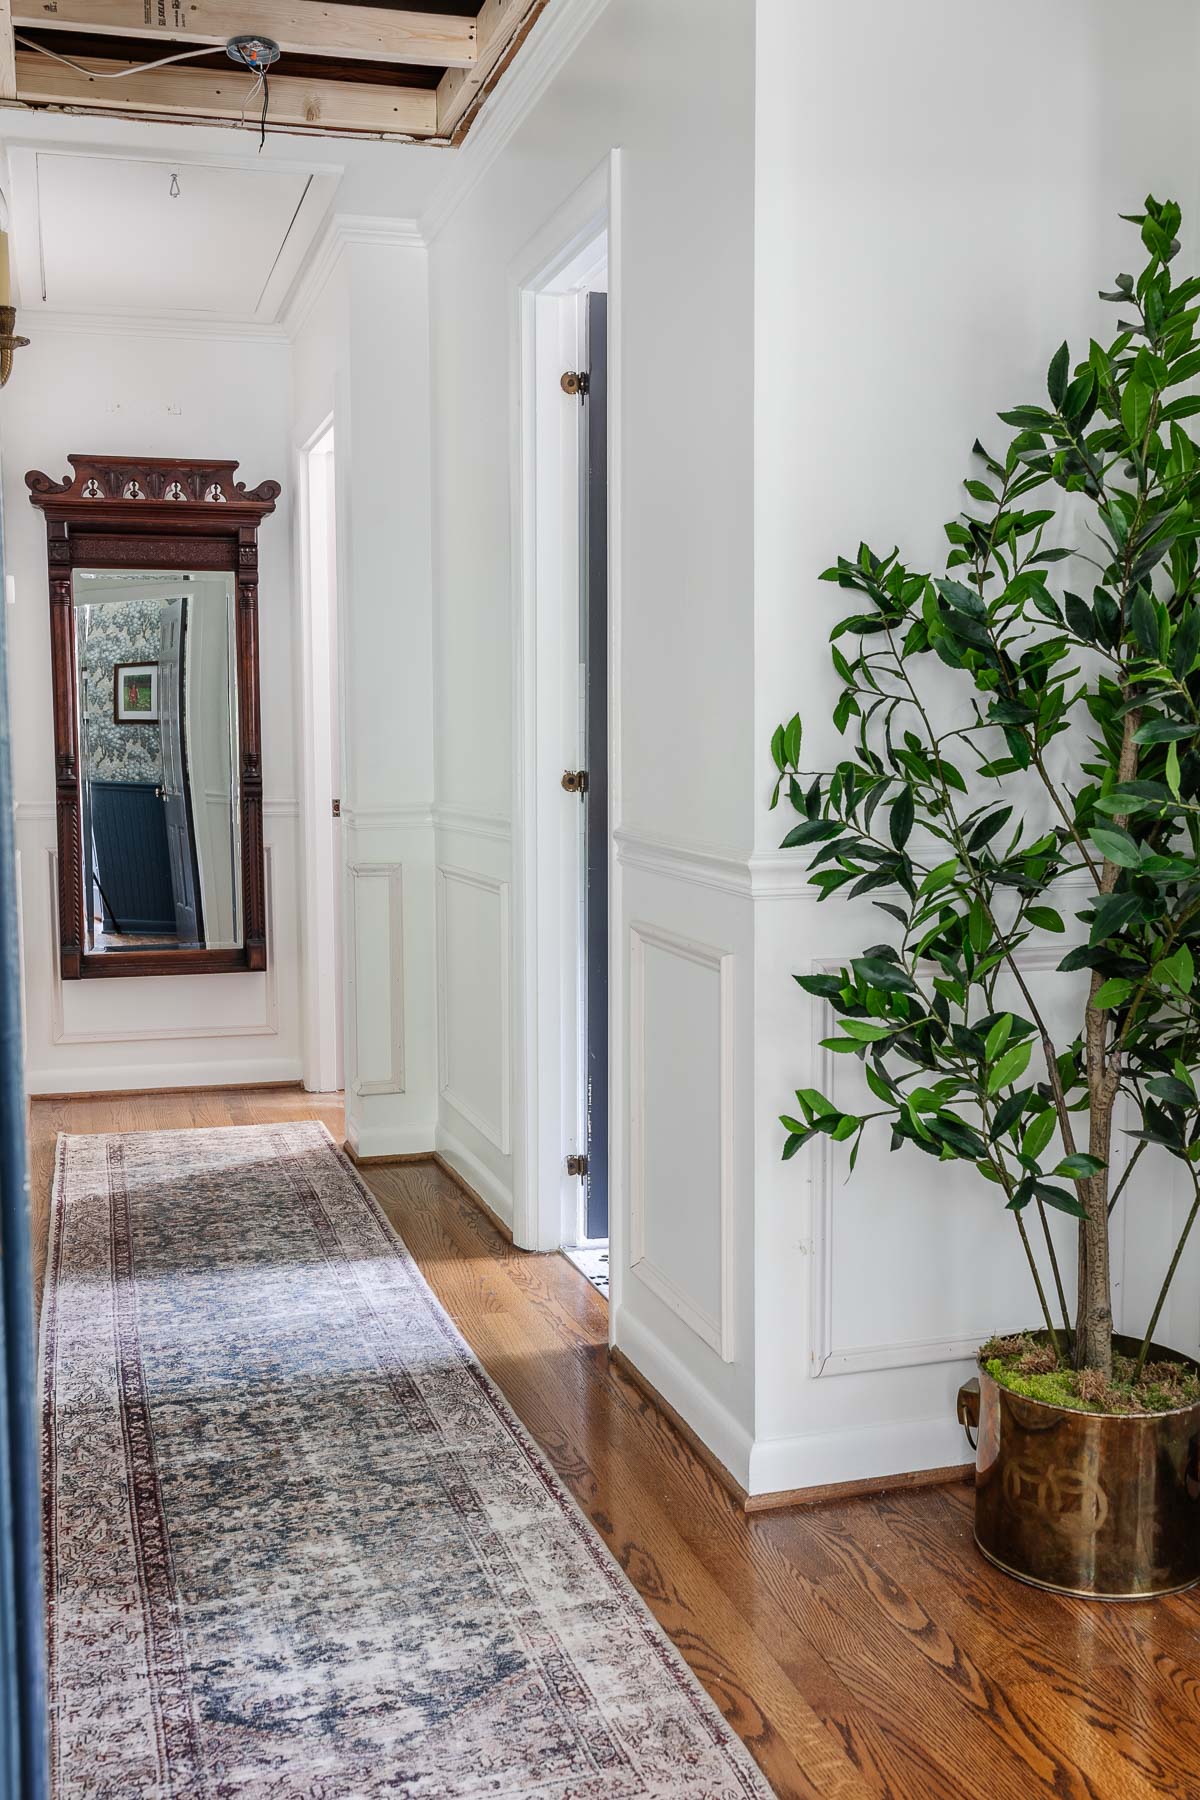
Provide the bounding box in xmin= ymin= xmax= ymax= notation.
xmin=28 ymin=1087 xmax=1200 ymax=1800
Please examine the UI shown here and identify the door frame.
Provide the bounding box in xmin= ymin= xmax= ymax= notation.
xmin=294 ymin=417 xmax=344 ymax=1095
xmin=509 ymin=152 xmax=622 ymax=1292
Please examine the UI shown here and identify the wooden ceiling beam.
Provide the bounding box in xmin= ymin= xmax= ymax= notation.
xmin=11 ymin=0 xmax=477 ymax=68
xmin=436 ymin=0 xmax=542 ymax=138
xmin=0 ymin=0 xmax=16 ymax=98
xmin=13 ymin=47 xmax=438 ymax=133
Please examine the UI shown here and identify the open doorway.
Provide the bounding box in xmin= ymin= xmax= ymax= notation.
xmin=514 ymin=211 xmax=611 ymax=1290
xmin=298 ymin=422 xmax=344 ymax=1095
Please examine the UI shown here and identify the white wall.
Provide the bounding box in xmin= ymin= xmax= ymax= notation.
xmin=430 ymin=0 xmax=760 ymax=1470
xmin=289 ymin=226 xmax=439 ymax=1157
xmin=4 ymin=322 xmax=302 ymax=1093
xmin=751 ymin=0 xmax=1200 ymax=1491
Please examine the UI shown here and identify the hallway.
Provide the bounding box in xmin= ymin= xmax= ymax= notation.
xmin=28 ymin=1089 xmax=1200 ymax=1800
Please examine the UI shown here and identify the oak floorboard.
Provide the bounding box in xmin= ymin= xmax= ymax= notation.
xmin=28 ymin=1089 xmax=1200 ymax=1799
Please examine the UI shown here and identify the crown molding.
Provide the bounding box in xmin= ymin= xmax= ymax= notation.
xmin=420 ymin=0 xmax=614 ymax=244
xmin=281 ymin=210 xmax=425 ymax=339
xmin=24 ymin=307 xmax=289 ymax=345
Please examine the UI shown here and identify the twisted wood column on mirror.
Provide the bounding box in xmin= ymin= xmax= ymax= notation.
xmin=25 ymin=456 xmax=280 ymax=981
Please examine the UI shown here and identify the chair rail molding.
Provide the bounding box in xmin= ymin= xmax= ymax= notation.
xmin=629 ymin=918 xmax=735 ymax=1363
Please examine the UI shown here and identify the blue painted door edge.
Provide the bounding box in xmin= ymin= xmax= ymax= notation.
xmin=0 ymin=467 xmax=49 ymax=1797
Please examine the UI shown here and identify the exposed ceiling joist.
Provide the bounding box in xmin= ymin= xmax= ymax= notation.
xmin=13 ymin=47 xmax=438 ymax=133
xmin=436 ymin=0 xmax=543 ymax=138
xmin=0 ymin=0 xmax=16 ymax=98
xmin=11 ymin=0 xmax=478 ymax=70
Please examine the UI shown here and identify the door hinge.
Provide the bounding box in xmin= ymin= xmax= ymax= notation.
xmin=566 ymin=1153 xmax=589 ymax=1179
xmin=561 ymin=768 xmax=588 ymax=797
xmin=560 ymin=369 xmax=589 ymax=403
xmin=331 ymin=798 xmax=341 ymax=818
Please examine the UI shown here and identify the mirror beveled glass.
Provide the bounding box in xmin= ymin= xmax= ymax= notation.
xmin=26 ymin=454 xmax=279 ymax=980
xmin=73 ymin=570 xmax=241 ymax=957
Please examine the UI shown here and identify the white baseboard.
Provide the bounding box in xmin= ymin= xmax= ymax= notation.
xmin=345 ymin=1119 xmax=437 ymax=1159
xmin=746 ymin=1410 xmax=972 ymax=1498
xmin=434 ymin=1121 xmax=513 ymax=1228
xmin=612 ymin=1303 xmax=754 ymax=1491
xmin=25 ymin=1056 xmax=304 ymax=1097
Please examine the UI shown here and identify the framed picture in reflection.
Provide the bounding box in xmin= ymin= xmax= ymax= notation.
xmin=113 ymin=662 xmax=159 ymax=724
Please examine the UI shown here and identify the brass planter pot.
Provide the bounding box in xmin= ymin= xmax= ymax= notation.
xmin=959 ymin=1335 xmax=1200 ymax=1600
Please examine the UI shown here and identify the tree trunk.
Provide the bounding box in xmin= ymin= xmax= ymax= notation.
xmin=1076 ymin=999 xmax=1115 ymax=1375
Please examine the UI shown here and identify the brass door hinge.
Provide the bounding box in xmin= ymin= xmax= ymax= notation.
xmin=561 ymin=769 xmax=588 ymax=797
xmin=566 ymin=1153 xmax=588 ymax=1178
xmin=331 ymin=798 xmax=341 ymax=818
xmin=560 ymin=369 xmax=589 ymax=403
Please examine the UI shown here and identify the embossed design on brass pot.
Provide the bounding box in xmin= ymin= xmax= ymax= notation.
xmin=960 ymin=1334 xmax=1200 ymax=1600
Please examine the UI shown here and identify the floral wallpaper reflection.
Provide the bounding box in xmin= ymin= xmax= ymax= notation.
xmin=78 ymin=599 xmax=164 ymax=783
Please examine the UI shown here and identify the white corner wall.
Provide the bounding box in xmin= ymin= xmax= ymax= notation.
xmin=751 ymin=0 xmax=1200 ymax=1493
xmin=4 ymin=322 xmax=302 ymax=1094
xmin=430 ymin=0 xmax=759 ymax=1473
xmin=289 ymin=222 xmax=438 ymax=1158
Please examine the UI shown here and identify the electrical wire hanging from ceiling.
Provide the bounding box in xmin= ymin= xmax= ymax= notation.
xmin=15 ymin=31 xmax=273 ymax=142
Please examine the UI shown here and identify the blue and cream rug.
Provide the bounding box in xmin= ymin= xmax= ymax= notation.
xmin=42 ymin=1122 xmax=773 ymax=1798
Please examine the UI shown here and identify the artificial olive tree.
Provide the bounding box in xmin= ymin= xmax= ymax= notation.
xmin=773 ymin=197 xmax=1200 ymax=1380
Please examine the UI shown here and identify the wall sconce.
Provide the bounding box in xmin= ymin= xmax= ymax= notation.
xmin=0 ymin=308 xmax=29 ymax=387
xmin=0 ymin=228 xmax=26 ymax=386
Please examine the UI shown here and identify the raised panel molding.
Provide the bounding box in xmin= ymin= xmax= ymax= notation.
xmin=348 ymin=861 xmax=406 ymax=1097
xmin=436 ymin=864 xmax=511 ymax=1152
xmin=808 ymin=941 xmax=1103 ymax=1377
xmin=629 ymin=920 xmax=735 ymax=1362
xmin=46 ymin=843 xmax=281 ymax=1046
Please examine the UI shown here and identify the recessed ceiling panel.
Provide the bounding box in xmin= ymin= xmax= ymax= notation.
xmin=33 ymin=152 xmax=311 ymax=317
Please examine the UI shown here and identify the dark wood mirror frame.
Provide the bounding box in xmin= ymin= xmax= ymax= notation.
xmin=26 ymin=455 xmax=281 ymax=980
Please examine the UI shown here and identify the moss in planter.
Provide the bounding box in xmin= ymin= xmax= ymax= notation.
xmin=980 ymin=1334 xmax=1200 ymax=1416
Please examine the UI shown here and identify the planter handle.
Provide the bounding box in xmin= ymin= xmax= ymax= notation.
xmin=957 ymin=1376 xmax=980 ymax=1451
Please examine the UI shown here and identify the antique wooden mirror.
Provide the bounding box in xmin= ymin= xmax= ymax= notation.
xmin=26 ymin=456 xmax=280 ymax=979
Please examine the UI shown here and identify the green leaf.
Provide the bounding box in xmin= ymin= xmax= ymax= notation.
xmin=783 ymin=1132 xmax=810 ymax=1160
xmin=1088 ymin=825 xmax=1141 ymax=867
xmin=1133 ymin=717 xmax=1195 ymax=744
xmin=987 ymin=1039 xmax=1034 ymax=1094
xmin=820 ymin=1037 xmax=869 ymax=1055
xmin=795 ymin=1088 xmax=837 ymax=1121
xmin=784 ymin=712 xmax=802 ymax=768
xmin=1092 ymin=977 xmax=1133 ymax=1009
xmin=984 ymin=1013 xmax=1014 ymax=1061
xmin=1158 ymin=944 xmax=1195 ymax=993
xmin=1021 ymin=1109 xmax=1056 ymax=1162
xmin=889 ymin=785 xmax=914 ymax=850
xmin=1047 ymin=340 xmax=1070 ymax=408
xmin=1167 ymin=739 xmax=1182 ymax=799
xmin=1053 ymin=1153 xmax=1106 ymax=1179
xmin=1033 ymin=1182 xmax=1087 ymax=1219
xmin=838 ymin=1020 xmax=894 ymax=1042
xmin=770 ymin=724 xmax=786 ymax=773
xmin=919 ymin=858 xmax=959 ymax=896
xmin=852 ymin=956 xmax=917 ymax=994
xmin=1026 ymin=906 xmax=1065 ymax=933
xmin=1121 ymin=376 xmax=1152 ymax=444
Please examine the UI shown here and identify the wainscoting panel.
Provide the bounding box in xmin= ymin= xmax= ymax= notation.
xmin=348 ymin=862 xmax=406 ymax=1097
xmin=436 ymin=864 xmax=511 ymax=1152
xmin=629 ymin=921 xmax=734 ymax=1362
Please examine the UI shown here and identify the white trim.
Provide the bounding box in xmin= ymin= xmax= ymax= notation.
xmin=617 ymin=827 xmax=750 ymax=897
xmin=281 ymin=211 xmax=426 ymax=339
xmin=613 ymin=1303 xmax=752 ymax=1490
xmin=509 ymin=153 xmax=617 ymax=1257
xmin=746 ymin=1411 xmax=973 ymax=1499
xmin=436 ymin=863 xmax=512 ymax=1154
xmin=420 ymin=0 xmax=614 ymax=243
xmin=628 ymin=920 xmax=735 ymax=1363
xmin=346 ymin=861 xmax=405 ymax=1097
xmin=433 ymin=804 xmax=512 ymax=842
xmin=346 ymin=1118 xmax=437 ymax=1160
xmin=45 ymin=843 xmax=280 ymax=1046
xmin=435 ymin=1120 xmax=514 ymax=1229
xmin=343 ymin=803 xmax=434 ymax=832
xmin=26 ymin=310 xmax=290 ymax=345
xmin=24 ymin=1055 xmax=304 ymax=1097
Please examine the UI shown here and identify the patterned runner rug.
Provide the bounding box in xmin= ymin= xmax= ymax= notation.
xmin=42 ymin=1122 xmax=774 ymax=1798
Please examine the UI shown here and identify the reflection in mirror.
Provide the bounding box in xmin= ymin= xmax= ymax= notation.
xmin=73 ymin=570 xmax=240 ymax=956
